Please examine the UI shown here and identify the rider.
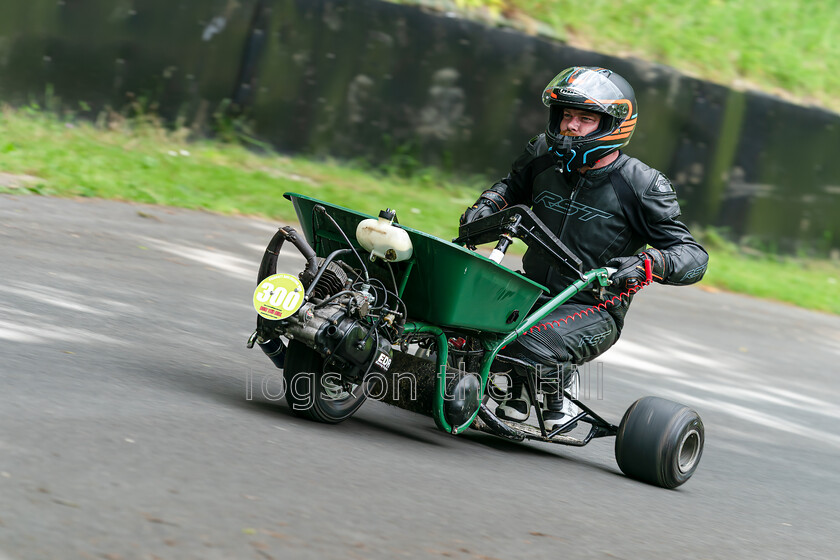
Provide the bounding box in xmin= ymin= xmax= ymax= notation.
xmin=460 ymin=66 xmax=709 ymax=431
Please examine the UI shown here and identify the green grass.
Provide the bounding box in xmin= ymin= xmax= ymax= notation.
xmin=1 ymin=107 xmax=838 ymax=314
xmin=0 ymin=106 xmax=483 ymax=237
xmin=705 ymin=252 xmax=840 ymax=314
xmin=697 ymin=231 xmax=840 ymax=314
xmin=390 ymin=0 xmax=840 ymax=114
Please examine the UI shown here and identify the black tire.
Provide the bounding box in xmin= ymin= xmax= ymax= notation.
xmin=283 ymin=341 xmax=367 ymax=424
xmin=614 ymin=396 xmax=704 ymax=489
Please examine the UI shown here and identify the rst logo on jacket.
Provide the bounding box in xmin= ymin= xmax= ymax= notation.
xmin=577 ymin=327 xmax=613 ymax=348
xmin=534 ymin=192 xmax=613 ymax=222
xmin=678 ymin=264 xmax=707 ymax=282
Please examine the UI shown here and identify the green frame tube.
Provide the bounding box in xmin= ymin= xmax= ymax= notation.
xmin=401 ymin=321 xmax=451 ymax=432
xmin=405 ymin=268 xmax=613 ymax=435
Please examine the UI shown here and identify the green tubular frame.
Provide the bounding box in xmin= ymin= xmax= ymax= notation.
xmin=282 ymin=194 xmax=615 ymax=434
xmin=404 ymin=268 xmax=614 ymax=435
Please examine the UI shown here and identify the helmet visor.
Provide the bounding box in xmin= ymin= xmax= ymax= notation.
xmin=542 ymin=68 xmax=629 ymax=120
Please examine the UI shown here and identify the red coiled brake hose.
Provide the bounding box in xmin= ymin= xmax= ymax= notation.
xmin=526 ymin=255 xmax=654 ymax=335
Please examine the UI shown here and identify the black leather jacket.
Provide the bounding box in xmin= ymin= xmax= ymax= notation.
xmin=489 ymin=134 xmax=709 ymax=328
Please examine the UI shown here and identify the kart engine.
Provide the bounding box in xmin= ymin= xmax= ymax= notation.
xmin=260 ymin=259 xmax=396 ymax=381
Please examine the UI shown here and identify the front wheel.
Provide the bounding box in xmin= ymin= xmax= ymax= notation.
xmin=283 ymin=341 xmax=367 ymax=424
xmin=614 ymin=396 xmax=704 ymax=489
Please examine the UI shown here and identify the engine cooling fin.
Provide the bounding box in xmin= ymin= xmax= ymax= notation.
xmin=308 ymin=259 xmax=348 ymax=300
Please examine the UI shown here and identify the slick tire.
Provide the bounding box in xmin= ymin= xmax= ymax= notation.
xmin=614 ymin=396 xmax=704 ymax=489
xmin=283 ymin=341 xmax=367 ymax=424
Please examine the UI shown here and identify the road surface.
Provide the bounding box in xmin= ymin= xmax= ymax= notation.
xmin=1 ymin=195 xmax=838 ymax=559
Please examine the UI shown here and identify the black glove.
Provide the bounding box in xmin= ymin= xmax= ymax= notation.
xmin=460 ymin=190 xmax=508 ymax=225
xmin=606 ymin=249 xmax=666 ymax=291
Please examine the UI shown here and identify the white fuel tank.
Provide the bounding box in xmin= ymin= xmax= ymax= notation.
xmin=356 ymin=209 xmax=414 ymax=262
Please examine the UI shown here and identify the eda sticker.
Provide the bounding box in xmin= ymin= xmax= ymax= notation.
xmin=253 ymin=273 xmax=305 ymax=320
xmin=374 ymin=352 xmax=392 ymax=371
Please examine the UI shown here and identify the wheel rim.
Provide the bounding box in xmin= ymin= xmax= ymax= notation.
xmin=322 ymin=377 xmax=352 ymax=401
xmin=317 ymin=372 xmax=369 ymax=420
xmin=677 ymin=428 xmax=701 ymax=474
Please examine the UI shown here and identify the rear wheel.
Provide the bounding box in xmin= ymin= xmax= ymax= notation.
xmin=614 ymin=396 xmax=704 ymax=489
xmin=283 ymin=341 xmax=367 ymax=424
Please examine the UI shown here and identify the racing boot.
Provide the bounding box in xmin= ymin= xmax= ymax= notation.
xmin=541 ymin=369 xmax=581 ymax=433
xmin=495 ymin=373 xmax=531 ymax=422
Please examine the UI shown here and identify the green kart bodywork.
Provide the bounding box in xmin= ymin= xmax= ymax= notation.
xmin=284 ymin=193 xmax=614 ymax=434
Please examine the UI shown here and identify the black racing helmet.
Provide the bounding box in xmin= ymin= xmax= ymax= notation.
xmin=542 ymin=66 xmax=637 ymax=172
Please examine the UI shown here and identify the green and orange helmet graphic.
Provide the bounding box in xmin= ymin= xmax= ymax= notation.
xmin=541 ymin=66 xmax=637 ymax=172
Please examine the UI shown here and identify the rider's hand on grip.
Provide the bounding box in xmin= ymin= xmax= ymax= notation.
xmin=605 ymin=255 xmax=645 ymax=291
xmin=606 ymin=249 xmax=666 ymax=291
xmin=460 ymin=190 xmax=508 ymax=225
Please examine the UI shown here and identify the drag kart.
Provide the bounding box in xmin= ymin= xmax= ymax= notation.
xmin=247 ymin=193 xmax=704 ymax=489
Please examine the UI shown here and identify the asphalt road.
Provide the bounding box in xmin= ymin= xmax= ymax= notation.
xmin=1 ymin=195 xmax=838 ymax=560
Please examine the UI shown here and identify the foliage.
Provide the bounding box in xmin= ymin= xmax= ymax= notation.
xmin=1 ymin=106 xmax=837 ymax=314
xmin=389 ymin=0 xmax=840 ymax=114
xmin=454 ymin=0 xmax=506 ymax=13
xmin=0 ymin=105 xmax=482 ymax=238
xmin=694 ymin=228 xmax=840 ymax=314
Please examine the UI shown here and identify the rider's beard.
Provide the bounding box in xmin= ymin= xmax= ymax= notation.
xmin=558 ymin=130 xmax=581 ymax=137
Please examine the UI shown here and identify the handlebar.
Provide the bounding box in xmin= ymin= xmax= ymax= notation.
xmin=454 ymin=205 xmax=584 ymax=280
